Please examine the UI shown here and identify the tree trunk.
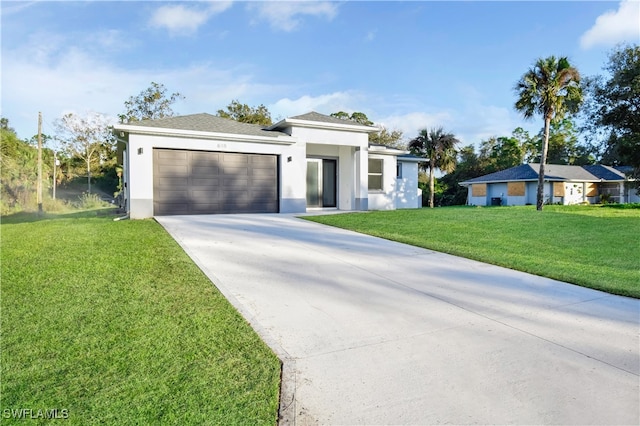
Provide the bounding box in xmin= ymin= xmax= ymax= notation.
xmin=429 ymin=163 xmax=435 ymax=208
xmin=536 ymin=116 xmax=551 ymax=211
xmin=86 ymin=153 xmax=92 ymax=194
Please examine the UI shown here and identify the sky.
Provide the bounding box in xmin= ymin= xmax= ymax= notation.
xmin=1 ymin=0 xmax=639 ymax=148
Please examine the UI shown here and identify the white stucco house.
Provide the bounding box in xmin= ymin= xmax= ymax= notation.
xmin=113 ymin=112 xmax=422 ymax=218
xmin=460 ymin=163 xmax=639 ymax=206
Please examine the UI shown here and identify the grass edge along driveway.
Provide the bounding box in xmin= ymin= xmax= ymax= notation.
xmin=1 ymin=215 xmax=281 ymax=425
xmin=304 ymin=205 xmax=640 ymax=299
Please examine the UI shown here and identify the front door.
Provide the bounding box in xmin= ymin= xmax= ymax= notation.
xmin=306 ymin=159 xmax=337 ymax=208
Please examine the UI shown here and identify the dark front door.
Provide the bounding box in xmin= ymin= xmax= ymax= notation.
xmin=306 ymin=158 xmax=337 ymax=208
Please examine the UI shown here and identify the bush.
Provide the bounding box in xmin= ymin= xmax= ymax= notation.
xmin=74 ymin=193 xmax=110 ymax=210
xmin=42 ymin=197 xmax=71 ymax=213
xmin=600 ymin=193 xmax=613 ymax=204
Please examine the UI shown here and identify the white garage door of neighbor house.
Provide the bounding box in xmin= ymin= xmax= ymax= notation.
xmin=153 ymin=148 xmax=279 ymax=215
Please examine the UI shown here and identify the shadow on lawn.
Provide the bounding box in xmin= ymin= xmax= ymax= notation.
xmin=0 ymin=208 xmax=124 ymax=225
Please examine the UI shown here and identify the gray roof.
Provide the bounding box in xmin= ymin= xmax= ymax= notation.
xmin=461 ymin=163 xmax=627 ymax=185
xmin=543 ymin=164 xmax=602 ymax=181
xmin=289 ymin=111 xmax=376 ymax=128
xmin=120 ymin=113 xmax=289 ymax=137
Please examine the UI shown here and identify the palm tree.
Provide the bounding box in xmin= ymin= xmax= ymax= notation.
xmin=408 ymin=128 xmax=459 ymax=208
xmin=515 ymin=56 xmax=583 ymax=211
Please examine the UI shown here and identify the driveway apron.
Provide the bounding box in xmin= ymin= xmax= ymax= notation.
xmin=156 ymin=214 xmax=639 ymax=425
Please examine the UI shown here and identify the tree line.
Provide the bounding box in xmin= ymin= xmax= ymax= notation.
xmin=1 ymin=44 xmax=637 ymax=214
xmin=411 ymin=44 xmax=639 ymax=210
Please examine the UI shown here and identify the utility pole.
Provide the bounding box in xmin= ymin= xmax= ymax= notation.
xmin=37 ymin=112 xmax=43 ymax=214
xmin=53 ymin=150 xmax=58 ymax=200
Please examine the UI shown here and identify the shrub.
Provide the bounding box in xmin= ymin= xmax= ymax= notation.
xmin=74 ymin=193 xmax=110 ymax=210
xmin=42 ymin=197 xmax=71 ymax=213
xmin=600 ymin=193 xmax=613 ymax=204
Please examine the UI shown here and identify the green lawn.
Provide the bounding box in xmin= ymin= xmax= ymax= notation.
xmin=1 ymin=212 xmax=280 ymax=425
xmin=304 ymin=205 xmax=640 ymax=298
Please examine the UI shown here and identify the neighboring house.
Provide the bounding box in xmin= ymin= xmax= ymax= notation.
xmin=460 ymin=163 xmax=639 ymax=206
xmin=113 ymin=112 xmax=422 ymax=218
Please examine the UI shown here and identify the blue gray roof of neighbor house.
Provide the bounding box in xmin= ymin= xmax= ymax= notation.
xmin=461 ymin=164 xmax=538 ymax=184
xmin=583 ymin=165 xmax=627 ymax=180
xmin=460 ymin=163 xmax=628 ymax=185
xmin=116 ymin=113 xmax=290 ymax=137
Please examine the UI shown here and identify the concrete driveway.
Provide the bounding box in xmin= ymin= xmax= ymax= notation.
xmin=156 ymin=214 xmax=639 ymax=425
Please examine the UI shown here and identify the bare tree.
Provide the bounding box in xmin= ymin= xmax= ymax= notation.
xmin=55 ymin=112 xmax=114 ymax=193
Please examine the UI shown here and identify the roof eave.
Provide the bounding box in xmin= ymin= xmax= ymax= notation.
xmin=368 ymin=146 xmax=410 ymax=156
xmin=112 ymin=123 xmax=297 ymax=145
xmin=267 ymin=117 xmax=378 ymax=133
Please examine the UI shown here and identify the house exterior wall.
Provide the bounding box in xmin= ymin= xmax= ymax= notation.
xmin=292 ymin=126 xmax=369 ymax=210
xmin=306 ymin=143 xmax=357 ymax=210
xmin=525 ymin=182 xmax=537 ymax=205
xmin=467 ymin=181 xmax=541 ymax=206
xmin=487 ymin=183 xmax=508 ymax=205
xmin=288 ymin=126 xmax=369 ymax=148
xmin=125 ymin=133 xmax=304 ymax=219
xmin=395 ymin=161 xmax=421 ymax=209
xmin=367 ymin=153 xmax=397 ymax=210
xmin=468 ymin=183 xmax=485 ymax=206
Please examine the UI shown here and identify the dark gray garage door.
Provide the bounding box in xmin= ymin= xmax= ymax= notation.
xmin=153 ymin=149 xmax=278 ymax=215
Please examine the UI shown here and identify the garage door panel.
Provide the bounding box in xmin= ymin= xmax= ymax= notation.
xmin=157 ymin=150 xmax=188 ymax=161
xmin=191 ymin=190 xmax=223 ymax=201
xmin=222 ymin=153 xmax=248 ymax=161
xmin=191 ymin=202 xmax=223 ymax=213
xmin=191 ymin=178 xmax=220 ymax=187
xmin=157 ymin=177 xmax=188 ymax=187
xmin=251 ymin=168 xmax=277 ymax=178
xmin=156 ymin=189 xmax=190 ymax=203
xmin=250 ymin=191 xmax=278 ymax=202
xmin=157 ymin=164 xmax=189 ymax=176
xmin=191 ymin=164 xmax=221 ymax=176
xmin=223 ymin=190 xmax=251 ymax=201
xmin=223 ymin=167 xmax=250 ymax=177
xmin=250 ymin=155 xmax=275 ymax=164
xmin=154 ymin=148 xmax=278 ymax=215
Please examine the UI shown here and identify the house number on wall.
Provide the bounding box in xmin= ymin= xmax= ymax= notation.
xmin=216 ymin=143 xmax=228 ymax=149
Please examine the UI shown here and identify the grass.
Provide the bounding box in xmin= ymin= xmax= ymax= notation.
xmin=304 ymin=205 xmax=640 ymax=298
xmin=1 ymin=213 xmax=281 ymax=425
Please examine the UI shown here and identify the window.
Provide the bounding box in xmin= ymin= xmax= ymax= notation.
xmin=396 ymin=163 xmax=403 ymax=178
xmin=368 ymin=158 xmax=383 ymax=191
xmin=472 ymin=184 xmax=486 ymax=196
xmin=507 ymin=182 xmax=525 ymax=196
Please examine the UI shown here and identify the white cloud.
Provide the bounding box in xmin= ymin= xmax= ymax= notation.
xmin=375 ymin=111 xmax=455 ymax=142
xmin=0 ymin=1 xmax=38 ymax=16
xmin=248 ymin=1 xmax=338 ymax=32
xmin=0 ymin=32 xmax=276 ymax=140
xmin=580 ymin=0 xmax=640 ymax=49
xmin=149 ymin=1 xmax=233 ymax=35
xmin=271 ymin=91 xmax=363 ymax=117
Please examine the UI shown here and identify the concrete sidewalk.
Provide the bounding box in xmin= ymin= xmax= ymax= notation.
xmin=157 ymin=214 xmax=639 ymax=425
